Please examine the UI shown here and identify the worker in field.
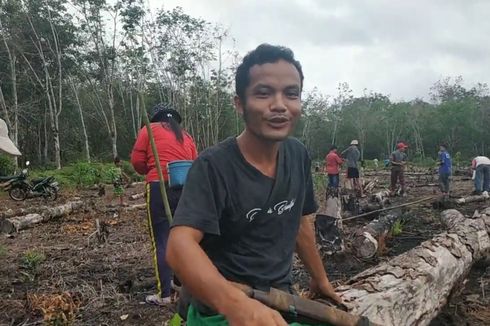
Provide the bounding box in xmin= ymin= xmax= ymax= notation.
xmin=437 ymin=144 xmax=452 ymax=198
xmin=325 ymin=145 xmax=344 ymax=189
xmin=166 ymin=44 xmax=341 ymax=325
xmin=341 ymin=140 xmax=363 ymax=196
xmin=471 ymin=155 xmax=490 ymax=195
xmin=131 ymin=104 xmax=198 ymax=306
xmin=390 ymin=142 xmax=408 ymax=196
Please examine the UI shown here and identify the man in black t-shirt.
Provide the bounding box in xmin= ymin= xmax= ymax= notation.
xmin=167 ymin=44 xmax=341 ymax=326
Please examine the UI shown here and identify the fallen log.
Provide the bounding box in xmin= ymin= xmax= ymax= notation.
xmin=0 ymin=206 xmax=49 ymax=219
xmin=0 ymin=201 xmax=85 ymax=234
xmin=123 ymin=203 xmax=146 ymax=211
xmin=351 ymin=209 xmax=402 ymax=258
xmin=337 ymin=208 xmax=490 ymax=326
xmin=432 ymin=194 xmax=490 ymax=209
xmin=344 ymin=196 xmax=436 ymax=222
xmin=409 ymin=183 xmax=437 ymax=188
xmin=371 ymin=190 xmax=390 ymax=208
xmin=455 ymin=194 xmax=489 ymax=204
xmin=363 ymin=178 xmax=378 ymax=193
xmin=129 ymin=192 xmax=145 ymax=201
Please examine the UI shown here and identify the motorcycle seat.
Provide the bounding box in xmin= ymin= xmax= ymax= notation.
xmin=32 ymin=177 xmax=47 ymax=184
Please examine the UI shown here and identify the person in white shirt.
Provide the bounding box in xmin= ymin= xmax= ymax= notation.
xmin=471 ymin=156 xmax=490 ymax=194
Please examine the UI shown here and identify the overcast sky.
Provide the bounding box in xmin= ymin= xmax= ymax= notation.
xmin=152 ymin=0 xmax=490 ymax=101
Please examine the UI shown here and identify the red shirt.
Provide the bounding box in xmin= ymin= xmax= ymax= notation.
xmin=325 ymin=150 xmax=343 ymax=175
xmin=131 ymin=122 xmax=198 ymax=182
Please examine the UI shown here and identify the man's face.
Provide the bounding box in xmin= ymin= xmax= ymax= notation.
xmin=234 ymin=60 xmax=302 ymax=141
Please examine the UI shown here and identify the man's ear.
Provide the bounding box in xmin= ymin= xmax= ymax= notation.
xmin=234 ymin=95 xmax=244 ymax=116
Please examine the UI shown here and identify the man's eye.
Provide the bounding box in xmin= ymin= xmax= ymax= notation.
xmin=256 ymin=90 xmax=270 ymax=97
xmin=286 ymin=92 xmax=299 ymax=98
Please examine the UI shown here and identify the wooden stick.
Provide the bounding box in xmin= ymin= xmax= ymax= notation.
xmin=343 ymin=196 xmax=436 ymax=222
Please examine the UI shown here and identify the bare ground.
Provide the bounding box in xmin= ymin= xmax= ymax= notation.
xmin=0 ymin=173 xmax=489 ymax=325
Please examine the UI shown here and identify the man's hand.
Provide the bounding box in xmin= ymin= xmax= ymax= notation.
xmin=309 ymin=278 xmax=343 ymax=305
xmin=223 ymin=297 xmax=287 ymax=326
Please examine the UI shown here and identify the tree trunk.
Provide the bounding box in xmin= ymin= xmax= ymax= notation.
xmin=0 ymin=201 xmax=85 ymax=234
xmin=43 ymin=109 xmax=49 ymax=164
xmin=337 ymin=208 xmax=490 ymax=326
xmin=351 ymin=209 xmax=402 ymax=258
xmin=69 ymin=77 xmax=91 ymax=162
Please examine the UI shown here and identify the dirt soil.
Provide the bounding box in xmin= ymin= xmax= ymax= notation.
xmin=0 ymin=173 xmax=489 ymax=325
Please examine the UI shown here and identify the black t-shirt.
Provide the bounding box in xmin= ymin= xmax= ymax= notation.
xmin=173 ymin=137 xmax=317 ymax=291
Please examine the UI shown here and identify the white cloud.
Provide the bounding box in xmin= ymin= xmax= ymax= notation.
xmin=151 ymin=0 xmax=490 ymax=100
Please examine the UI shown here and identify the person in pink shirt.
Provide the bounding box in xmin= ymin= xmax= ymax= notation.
xmin=325 ymin=145 xmax=344 ymax=188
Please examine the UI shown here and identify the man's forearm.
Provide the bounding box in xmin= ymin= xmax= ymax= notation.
xmin=166 ymin=227 xmax=247 ymax=315
xmin=295 ymin=215 xmax=329 ymax=283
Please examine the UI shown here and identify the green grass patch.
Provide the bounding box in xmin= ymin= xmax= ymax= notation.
xmin=29 ymin=160 xmax=143 ymax=189
xmin=391 ymin=219 xmax=406 ymax=236
xmin=312 ymin=173 xmax=327 ymax=194
xmin=20 ymin=249 xmax=46 ymax=282
xmin=0 ymin=244 xmax=6 ymax=258
xmin=21 ymin=250 xmax=46 ymax=271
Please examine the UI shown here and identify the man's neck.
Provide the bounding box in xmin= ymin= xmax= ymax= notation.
xmin=236 ymin=130 xmax=282 ymax=178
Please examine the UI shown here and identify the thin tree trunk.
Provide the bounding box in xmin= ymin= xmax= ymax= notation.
xmin=43 ymin=108 xmax=48 ymax=164
xmin=37 ymin=122 xmax=42 ymax=163
xmin=69 ymin=77 xmax=91 ymax=162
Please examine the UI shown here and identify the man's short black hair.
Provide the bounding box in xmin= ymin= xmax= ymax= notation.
xmin=330 ymin=145 xmax=337 ymax=151
xmin=235 ymin=44 xmax=304 ymax=102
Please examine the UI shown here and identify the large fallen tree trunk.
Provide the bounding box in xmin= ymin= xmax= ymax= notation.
xmin=337 ymin=207 xmax=490 ymax=326
xmin=351 ymin=209 xmax=402 ymax=258
xmin=0 ymin=201 xmax=85 ymax=234
xmin=455 ymin=194 xmax=489 ymax=204
xmin=432 ymin=194 xmax=490 ymax=209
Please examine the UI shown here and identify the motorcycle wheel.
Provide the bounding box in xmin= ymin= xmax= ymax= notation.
xmin=9 ymin=187 xmax=27 ymax=201
xmin=45 ymin=186 xmax=58 ymax=201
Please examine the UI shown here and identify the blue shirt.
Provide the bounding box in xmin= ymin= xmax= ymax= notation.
xmin=439 ymin=151 xmax=452 ymax=174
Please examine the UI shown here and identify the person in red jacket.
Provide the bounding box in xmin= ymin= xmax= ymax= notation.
xmin=131 ymin=104 xmax=197 ymax=306
xmin=325 ymin=145 xmax=344 ymax=188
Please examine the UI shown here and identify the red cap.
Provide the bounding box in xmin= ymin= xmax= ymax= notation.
xmin=397 ymin=142 xmax=408 ymax=149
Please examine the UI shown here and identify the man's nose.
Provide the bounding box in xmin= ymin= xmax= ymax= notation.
xmin=270 ymin=93 xmax=287 ymax=112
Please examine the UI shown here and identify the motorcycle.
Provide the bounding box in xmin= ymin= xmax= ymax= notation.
xmin=1 ymin=161 xmax=59 ymax=201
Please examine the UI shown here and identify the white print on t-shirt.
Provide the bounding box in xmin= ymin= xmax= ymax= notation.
xmin=245 ymin=199 xmax=296 ymax=222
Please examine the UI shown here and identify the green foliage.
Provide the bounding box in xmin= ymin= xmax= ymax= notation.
xmin=312 ymin=172 xmax=327 ymax=195
xmin=72 ymin=162 xmax=101 ymax=186
xmin=409 ymin=156 xmax=436 ymax=168
xmin=30 ymin=160 xmax=143 ymax=188
xmin=454 ymin=152 xmax=462 ymax=168
xmin=1 ymin=0 xmax=489 ymax=170
xmin=20 ymin=250 xmax=45 ymax=281
xmin=0 ymin=154 xmax=16 ymax=176
xmin=0 ymin=245 xmax=6 ymax=258
xmin=21 ymin=250 xmax=46 ymax=270
xmin=391 ymin=219 xmax=405 ymax=236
